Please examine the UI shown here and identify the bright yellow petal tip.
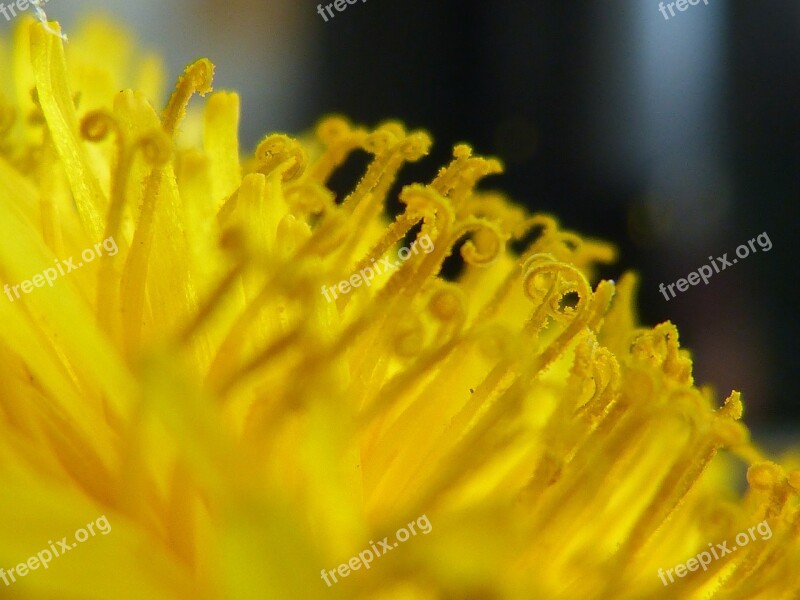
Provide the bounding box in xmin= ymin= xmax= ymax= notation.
xmin=0 ymin=17 xmax=796 ymax=600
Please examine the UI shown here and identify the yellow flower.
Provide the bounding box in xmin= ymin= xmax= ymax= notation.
xmin=0 ymin=16 xmax=798 ymax=600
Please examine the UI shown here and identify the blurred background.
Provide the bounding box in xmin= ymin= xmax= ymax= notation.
xmin=6 ymin=0 xmax=798 ymax=442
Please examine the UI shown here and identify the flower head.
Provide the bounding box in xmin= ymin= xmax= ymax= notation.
xmin=0 ymin=17 xmax=797 ymax=599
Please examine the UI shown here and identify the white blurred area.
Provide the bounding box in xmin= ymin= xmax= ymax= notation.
xmin=38 ymin=0 xmax=318 ymax=147
xmin=586 ymin=0 xmax=730 ymax=252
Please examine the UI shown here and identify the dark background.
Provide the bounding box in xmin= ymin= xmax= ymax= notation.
xmin=304 ymin=0 xmax=799 ymax=438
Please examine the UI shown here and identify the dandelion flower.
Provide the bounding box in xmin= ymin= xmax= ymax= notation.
xmin=0 ymin=17 xmax=797 ymax=600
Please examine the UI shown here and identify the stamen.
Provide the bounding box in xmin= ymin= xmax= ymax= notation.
xmin=31 ymin=1 xmax=68 ymax=42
